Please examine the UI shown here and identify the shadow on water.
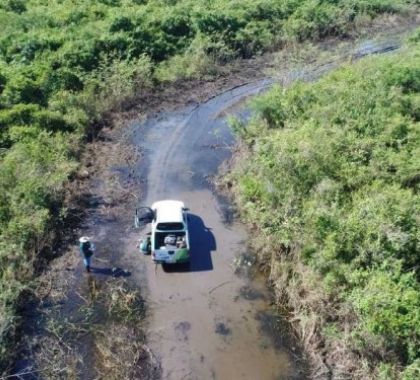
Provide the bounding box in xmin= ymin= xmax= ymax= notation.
xmin=162 ymin=213 xmax=216 ymax=273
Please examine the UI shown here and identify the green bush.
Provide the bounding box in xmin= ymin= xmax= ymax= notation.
xmin=0 ymin=73 xmax=6 ymax=94
xmin=232 ymin=39 xmax=420 ymax=377
xmin=1 ymin=0 xmax=27 ymax=14
xmin=351 ymin=264 xmax=420 ymax=363
xmin=401 ymin=360 xmax=420 ymax=380
xmin=284 ymin=1 xmax=348 ymax=41
xmin=45 ymin=67 xmax=84 ymax=93
xmin=1 ymin=72 xmax=46 ymax=106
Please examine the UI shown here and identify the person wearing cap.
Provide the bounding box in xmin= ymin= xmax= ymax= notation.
xmin=79 ymin=236 xmax=94 ymax=272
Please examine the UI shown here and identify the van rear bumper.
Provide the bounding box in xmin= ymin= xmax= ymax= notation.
xmin=153 ymin=248 xmax=189 ymax=264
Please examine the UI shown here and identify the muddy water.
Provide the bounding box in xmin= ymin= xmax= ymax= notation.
xmin=129 ymin=81 xmax=298 ymax=380
xmin=126 ymin=37 xmax=406 ymax=380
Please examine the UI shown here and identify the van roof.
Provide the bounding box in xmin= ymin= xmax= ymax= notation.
xmin=151 ymin=200 xmax=185 ymax=223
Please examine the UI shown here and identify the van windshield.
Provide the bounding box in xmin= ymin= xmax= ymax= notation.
xmin=156 ymin=222 xmax=184 ymax=231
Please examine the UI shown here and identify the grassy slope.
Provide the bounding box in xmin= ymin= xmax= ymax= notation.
xmin=0 ymin=0 xmax=417 ymax=373
xmin=229 ymin=33 xmax=420 ymax=379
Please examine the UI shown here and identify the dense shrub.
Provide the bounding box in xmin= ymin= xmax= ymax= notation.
xmin=231 ymin=38 xmax=420 ymax=377
xmin=1 ymin=0 xmax=27 ymax=14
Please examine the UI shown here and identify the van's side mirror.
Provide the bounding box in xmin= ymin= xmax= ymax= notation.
xmin=183 ymin=207 xmax=190 ymax=211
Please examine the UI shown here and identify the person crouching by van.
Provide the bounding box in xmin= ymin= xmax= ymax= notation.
xmin=79 ymin=236 xmax=94 ymax=272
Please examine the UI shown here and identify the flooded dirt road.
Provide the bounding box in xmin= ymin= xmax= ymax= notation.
xmin=128 ymin=81 xmax=299 ymax=380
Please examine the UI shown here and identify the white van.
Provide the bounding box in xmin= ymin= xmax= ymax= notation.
xmin=136 ymin=200 xmax=190 ymax=264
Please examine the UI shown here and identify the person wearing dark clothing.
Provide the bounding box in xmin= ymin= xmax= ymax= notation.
xmin=79 ymin=236 xmax=94 ymax=272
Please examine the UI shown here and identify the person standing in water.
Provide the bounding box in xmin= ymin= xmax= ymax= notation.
xmin=79 ymin=236 xmax=95 ymax=272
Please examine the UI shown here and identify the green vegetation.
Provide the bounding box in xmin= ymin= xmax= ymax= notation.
xmin=0 ymin=0 xmax=416 ymax=373
xmin=230 ymin=36 xmax=420 ymax=378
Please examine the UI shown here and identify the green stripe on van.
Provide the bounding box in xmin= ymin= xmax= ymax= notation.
xmin=174 ymin=248 xmax=190 ymax=263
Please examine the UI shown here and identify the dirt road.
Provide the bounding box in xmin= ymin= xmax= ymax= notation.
xmin=126 ymin=81 xmax=299 ymax=380
xmin=122 ymin=35 xmax=405 ymax=378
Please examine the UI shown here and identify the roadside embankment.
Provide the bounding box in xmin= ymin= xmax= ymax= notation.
xmin=225 ymin=31 xmax=420 ymax=379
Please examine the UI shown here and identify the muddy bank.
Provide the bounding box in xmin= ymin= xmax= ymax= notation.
xmin=11 ymin=127 xmax=160 ymax=379
xmin=9 ymin=20 xmax=419 ymax=379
